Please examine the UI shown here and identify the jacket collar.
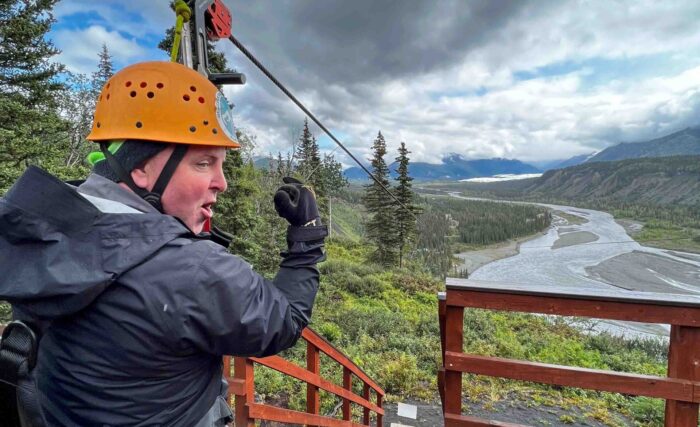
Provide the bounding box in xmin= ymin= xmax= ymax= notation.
xmin=78 ymin=173 xmax=158 ymax=214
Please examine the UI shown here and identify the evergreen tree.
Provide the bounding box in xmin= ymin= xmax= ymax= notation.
xmin=91 ymin=43 xmax=114 ymax=95
xmin=394 ymin=142 xmax=419 ymax=267
xmin=319 ymin=153 xmax=347 ymax=197
xmin=0 ymin=0 xmax=68 ymax=193
xmin=294 ymin=118 xmax=323 ymax=195
xmin=363 ymin=131 xmax=398 ymax=265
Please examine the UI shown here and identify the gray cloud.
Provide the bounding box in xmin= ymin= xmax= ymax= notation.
xmin=51 ymin=0 xmax=700 ymax=166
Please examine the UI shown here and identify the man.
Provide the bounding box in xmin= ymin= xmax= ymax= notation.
xmin=0 ymin=61 xmax=327 ymax=426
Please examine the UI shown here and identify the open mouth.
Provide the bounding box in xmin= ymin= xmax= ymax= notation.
xmin=201 ymin=202 xmax=215 ymax=219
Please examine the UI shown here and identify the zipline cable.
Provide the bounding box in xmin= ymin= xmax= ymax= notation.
xmin=228 ymin=34 xmax=417 ymax=219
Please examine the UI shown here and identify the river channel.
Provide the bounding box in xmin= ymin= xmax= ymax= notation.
xmin=454 ymin=196 xmax=700 ymax=339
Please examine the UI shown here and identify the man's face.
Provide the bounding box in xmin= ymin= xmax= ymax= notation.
xmin=131 ymin=145 xmax=228 ymax=234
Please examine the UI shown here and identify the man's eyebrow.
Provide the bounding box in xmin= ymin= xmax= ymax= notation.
xmin=193 ymin=154 xmax=218 ymax=161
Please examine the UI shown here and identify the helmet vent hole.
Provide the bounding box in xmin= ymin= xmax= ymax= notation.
xmin=130 ymin=91 xmax=137 ymax=98
xmin=96 ymin=122 xmax=101 ymax=128
xmin=106 ymin=83 xmax=110 ymax=89
xmin=140 ymin=82 xmax=147 ymax=88
xmin=156 ymin=82 xmax=164 ymax=89
xmin=183 ymin=94 xmax=190 ymax=101
xmin=212 ymin=128 xmax=218 ymax=134
xmin=147 ymin=92 xmax=154 ymax=99
xmin=198 ymin=97 xmax=205 ymax=104
xmin=136 ymin=121 xmax=143 ymax=128
xmin=190 ymin=86 xmax=197 ymax=92
xmin=189 ymin=126 xmax=196 ymax=132
xmin=125 ymin=81 xmax=132 ymax=87
xmin=203 ymin=120 xmax=209 ymax=126
xmin=106 ymin=93 xmax=110 ymax=100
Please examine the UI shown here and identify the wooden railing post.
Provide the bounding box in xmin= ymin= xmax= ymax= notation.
xmin=377 ymin=393 xmax=383 ymax=427
xmin=443 ymin=303 xmax=464 ymax=419
xmin=438 ymin=292 xmax=447 ymax=412
xmin=307 ymin=341 xmax=321 ymax=427
xmin=234 ymin=357 xmax=255 ymax=427
xmin=665 ymin=325 xmax=700 ymax=426
xmin=343 ymin=367 xmax=352 ymax=421
xmin=363 ymin=383 xmax=371 ymax=425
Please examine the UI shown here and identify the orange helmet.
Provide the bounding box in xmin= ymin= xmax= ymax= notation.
xmin=87 ymin=61 xmax=240 ymax=148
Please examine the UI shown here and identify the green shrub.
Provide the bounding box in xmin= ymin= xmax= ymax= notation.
xmin=332 ymin=271 xmax=385 ymax=297
xmin=378 ymin=352 xmax=418 ymax=394
xmin=317 ymin=322 xmax=342 ymax=343
xmin=629 ymin=397 xmax=664 ymax=425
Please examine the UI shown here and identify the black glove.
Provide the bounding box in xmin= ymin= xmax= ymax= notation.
xmin=274 ymin=177 xmax=322 ymax=227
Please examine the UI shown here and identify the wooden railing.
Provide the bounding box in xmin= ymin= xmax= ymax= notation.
xmin=224 ymin=327 xmax=385 ymax=426
xmin=438 ymin=279 xmax=700 ymax=427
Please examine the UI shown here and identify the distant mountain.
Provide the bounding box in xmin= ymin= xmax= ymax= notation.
xmin=344 ymin=154 xmax=540 ymax=181
xmin=587 ymin=127 xmax=700 ymax=163
xmin=526 ymin=155 xmax=700 ymax=205
xmin=550 ymin=152 xmax=597 ymax=169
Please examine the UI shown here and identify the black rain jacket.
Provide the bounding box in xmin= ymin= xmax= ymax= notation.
xmin=0 ymin=166 xmax=324 ymax=426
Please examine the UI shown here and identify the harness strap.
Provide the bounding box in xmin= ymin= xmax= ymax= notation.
xmin=0 ymin=321 xmax=37 ymax=387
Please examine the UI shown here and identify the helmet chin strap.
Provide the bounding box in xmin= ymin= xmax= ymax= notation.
xmin=99 ymin=142 xmax=188 ymax=213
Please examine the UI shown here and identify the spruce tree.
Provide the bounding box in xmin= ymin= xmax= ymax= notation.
xmin=91 ymin=43 xmax=114 ymax=95
xmin=363 ymin=131 xmax=398 ymax=265
xmin=0 ymin=0 xmax=68 ymax=193
xmin=294 ymin=118 xmax=323 ymax=196
xmin=319 ymin=153 xmax=347 ymax=197
xmin=394 ymin=142 xmax=419 ymax=267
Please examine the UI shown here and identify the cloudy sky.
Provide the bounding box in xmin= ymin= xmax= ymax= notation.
xmin=51 ymin=0 xmax=700 ymax=167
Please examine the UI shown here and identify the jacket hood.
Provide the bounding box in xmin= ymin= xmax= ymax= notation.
xmin=0 ymin=166 xmax=190 ymax=321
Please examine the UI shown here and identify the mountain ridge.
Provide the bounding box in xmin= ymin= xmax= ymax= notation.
xmin=344 ymin=155 xmax=540 ymax=181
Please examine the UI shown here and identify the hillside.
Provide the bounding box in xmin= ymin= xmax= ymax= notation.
xmin=423 ymin=155 xmax=700 ymax=208
xmin=587 ymin=127 xmax=700 ymax=163
xmin=527 ymin=155 xmax=700 ymax=205
xmin=344 ymin=154 xmax=540 ymax=181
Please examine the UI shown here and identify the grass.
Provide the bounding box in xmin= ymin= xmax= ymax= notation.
xmin=631 ymin=219 xmax=700 ymax=254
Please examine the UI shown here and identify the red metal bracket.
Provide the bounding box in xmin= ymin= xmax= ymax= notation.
xmin=206 ymin=0 xmax=231 ymax=40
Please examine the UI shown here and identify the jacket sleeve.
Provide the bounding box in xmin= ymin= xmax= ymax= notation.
xmin=172 ymin=242 xmax=323 ymax=357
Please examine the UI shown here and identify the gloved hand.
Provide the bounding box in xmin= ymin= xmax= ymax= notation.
xmin=274 ymin=177 xmax=322 ymax=227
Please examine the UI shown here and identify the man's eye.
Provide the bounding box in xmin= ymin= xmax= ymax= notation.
xmin=197 ymin=161 xmax=211 ymax=167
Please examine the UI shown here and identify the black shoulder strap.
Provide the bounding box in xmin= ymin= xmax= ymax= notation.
xmin=0 ymin=321 xmax=38 ymax=387
xmin=0 ymin=321 xmax=39 ymax=427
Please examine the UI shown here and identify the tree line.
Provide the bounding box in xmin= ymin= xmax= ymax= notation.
xmin=414 ymin=197 xmax=551 ymax=277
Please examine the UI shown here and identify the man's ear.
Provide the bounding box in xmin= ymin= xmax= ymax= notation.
xmin=130 ymin=165 xmax=150 ymax=190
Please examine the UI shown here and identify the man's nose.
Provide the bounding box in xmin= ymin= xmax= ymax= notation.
xmin=212 ymin=165 xmax=227 ymax=193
